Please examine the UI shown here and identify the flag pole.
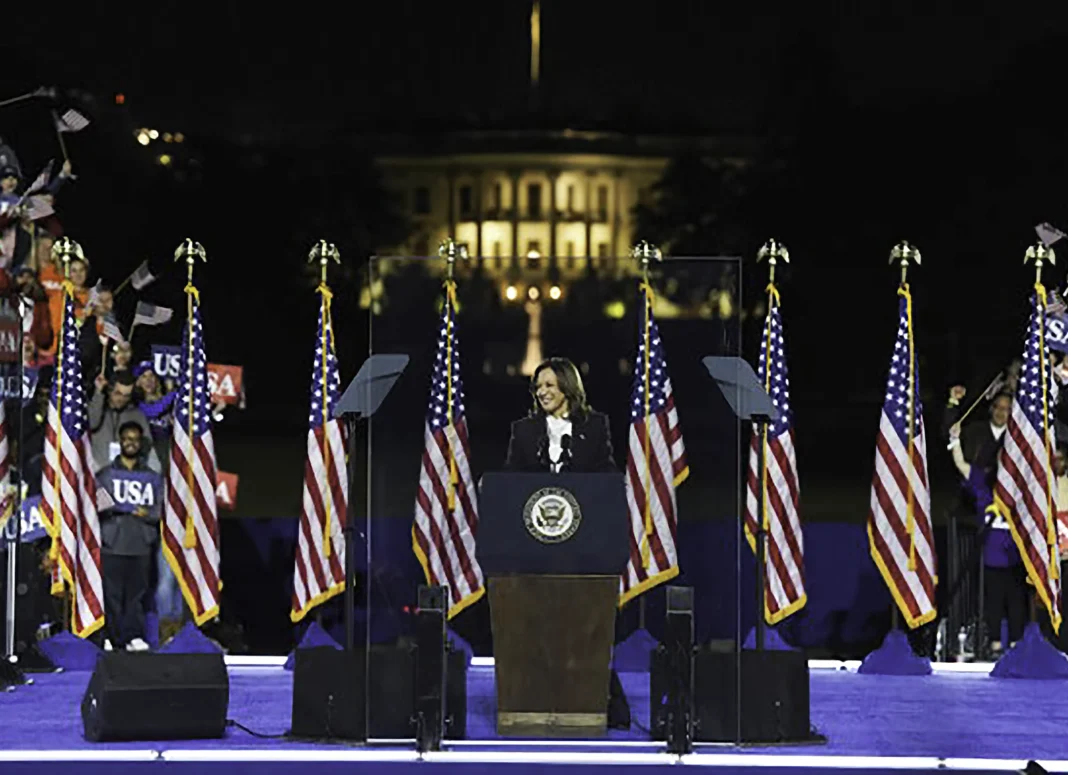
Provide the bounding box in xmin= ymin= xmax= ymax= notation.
xmin=1024 ymin=241 xmax=1059 ymax=594
xmin=630 ymin=241 xmax=663 ymax=575
xmin=308 ymin=240 xmax=341 ymax=557
xmin=113 ymin=267 xmax=143 ymax=297
xmin=754 ymin=239 xmax=790 ymax=643
xmin=174 ymin=239 xmax=206 ymax=551
xmin=438 ymin=238 xmax=468 ymax=516
xmin=47 ymin=237 xmax=84 ymax=629
xmin=889 ymin=241 xmax=922 ymax=631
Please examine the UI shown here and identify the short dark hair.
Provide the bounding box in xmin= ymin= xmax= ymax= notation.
xmin=118 ymin=421 xmax=143 ymax=438
xmin=529 ymin=357 xmax=590 ymax=420
xmin=992 ymin=391 xmax=1014 ymax=404
xmin=111 ymin=370 xmax=136 ymax=389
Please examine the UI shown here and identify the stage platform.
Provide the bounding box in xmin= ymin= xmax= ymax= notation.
xmin=2 ymin=662 xmax=1067 ymax=774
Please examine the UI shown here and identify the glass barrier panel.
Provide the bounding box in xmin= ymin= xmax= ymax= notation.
xmin=366 ymin=253 xmax=745 ymax=744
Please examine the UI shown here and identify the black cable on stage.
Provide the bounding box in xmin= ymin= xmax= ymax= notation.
xmin=226 ymin=719 xmax=288 ymax=739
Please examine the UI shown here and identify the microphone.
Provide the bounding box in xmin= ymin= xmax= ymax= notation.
xmin=537 ymin=435 xmax=550 ymax=469
xmin=559 ymin=434 xmax=572 ymax=473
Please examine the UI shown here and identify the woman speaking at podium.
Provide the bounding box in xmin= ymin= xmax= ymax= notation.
xmin=504 ymin=357 xmax=615 ymax=474
xmin=503 ymin=357 xmax=631 ymax=730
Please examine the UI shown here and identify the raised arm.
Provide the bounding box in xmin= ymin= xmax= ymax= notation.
xmin=948 ymin=424 xmax=971 ymax=480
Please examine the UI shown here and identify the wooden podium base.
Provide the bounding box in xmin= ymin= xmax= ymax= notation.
xmin=488 ymin=575 xmax=617 ymax=737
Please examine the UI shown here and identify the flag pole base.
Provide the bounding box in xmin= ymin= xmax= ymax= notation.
xmin=857 ymin=629 xmax=931 ymax=676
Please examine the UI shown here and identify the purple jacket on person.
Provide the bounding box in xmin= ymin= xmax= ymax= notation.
xmin=964 ymin=466 xmax=1020 ymax=568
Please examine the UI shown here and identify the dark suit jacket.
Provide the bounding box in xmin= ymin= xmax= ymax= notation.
xmin=504 ymin=410 xmax=617 ymax=473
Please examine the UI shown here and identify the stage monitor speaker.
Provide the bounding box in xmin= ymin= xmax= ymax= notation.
xmin=291 ymin=646 xmax=366 ymax=740
xmin=290 ymin=644 xmax=468 ymax=742
xmin=651 ymin=648 xmax=812 ymax=744
xmin=81 ymin=652 xmax=229 ymax=742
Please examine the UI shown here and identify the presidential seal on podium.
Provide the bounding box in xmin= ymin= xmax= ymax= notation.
xmin=523 ymin=487 xmax=582 ymax=544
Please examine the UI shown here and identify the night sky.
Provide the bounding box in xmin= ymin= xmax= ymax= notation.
xmin=4 ymin=2 xmax=1068 ymax=520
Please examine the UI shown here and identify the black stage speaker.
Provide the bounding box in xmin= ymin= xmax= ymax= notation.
xmin=81 ymin=652 xmax=229 ymax=741
xmin=290 ymin=644 xmax=468 ymax=741
xmin=652 ymin=647 xmax=812 ymax=744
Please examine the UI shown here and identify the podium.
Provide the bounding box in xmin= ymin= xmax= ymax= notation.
xmin=478 ymin=472 xmax=628 ymax=737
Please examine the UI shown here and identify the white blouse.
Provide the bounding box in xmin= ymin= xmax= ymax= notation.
xmin=545 ymin=415 xmax=572 ymax=473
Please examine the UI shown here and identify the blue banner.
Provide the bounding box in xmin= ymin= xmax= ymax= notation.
xmin=102 ymin=469 xmax=162 ymax=514
xmin=151 ymin=345 xmax=181 ymax=380
xmin=0 ymin=363 xmax=38 ymax=402
xmin=1 ymin=495 xmax=48 ymax=544
xmin=1048 ymin=314 xmax=1068 ymax=354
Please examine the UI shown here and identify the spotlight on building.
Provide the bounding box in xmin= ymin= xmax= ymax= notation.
xmin=505 ymin=285 xmax=519 ymax=301
xmin=527 ymin=286 xmax=540 ymax=301
xmin=549 ymin=285 xmax=562 ymax=300
xmin=527 ymin=250 xmax=541 ymax=260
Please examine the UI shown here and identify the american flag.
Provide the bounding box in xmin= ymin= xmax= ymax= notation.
xmin=291 ymin=290 xmax=348 ymax=622
xmin=130 ymin=261 xmax=156 ymax=291
xmin=993 ymin=288 xmax=1062 ymax=633
xmin=162 ymin=301 xmax=221 ymax=626
xmin=40 ymin=291 xmax=105 ymax=638
xmin=99 ymin=316 xmax=125 ymax=344
xmin=412 ymin=284 xmax=484 ymax=618
xmin=867 ymin=286 xmax=937 ymax=629
xmin=55 ymin=109 xmax=90 ymax=133
xmin=744 ymin=288 xmax=806 ymax=624
xmin=620 ymin=284 xmax=688 ymax=606
xmin=133 ymin=302 xmax=173 ymax=328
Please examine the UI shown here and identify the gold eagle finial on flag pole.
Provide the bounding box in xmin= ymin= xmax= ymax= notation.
xmin=1025 ymin=241 xmax=1056 ymax=286
xmin=438 ymin=237 xmax=468 ymax=282
xmin=630 ymin=240 xmax=661 ymax=285
xmin=51 ymin=236 xmax=85 ymax=279
xmin=889 ymin=241 xmax=921 ymax=285
xmin=308 ymin=240 xmax=341 ymax=286
xmin=757 ymin=238 xmax=789 ymax=285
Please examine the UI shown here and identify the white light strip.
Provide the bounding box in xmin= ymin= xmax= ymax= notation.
xmin=471 ymin=657 xmax=996 ymax=673
xmin=223 ymin=655 xmax=287 ymax=667
xmin=423 ymin=751 xmax=674 ymax=765
xmin=219 ymin=654 xmax=997 ymax=673
xmin=11 ymin=748 xmax=1060 ymax=770
xmin=446 ymin=739 xmax=665 ymax=749
xmin=683 ymin=754 xmax=944 ymax=769
xmin=0 ymin=751 xmax=160 ymax=762
xmin=162 ymin=750 xmax=420 ymax=762
xmin=944 ymin=759 xmax=1068 ymax=773
xmin=807 ymin=659 xmax=861 ymax=671
xmin=154 ymin=750 xmax=1068 ymax=769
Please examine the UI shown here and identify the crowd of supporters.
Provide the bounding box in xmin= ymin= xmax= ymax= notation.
xmin=0 ymin=137 xmax=189 ymax=652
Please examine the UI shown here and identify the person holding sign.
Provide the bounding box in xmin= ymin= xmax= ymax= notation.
xmin=97 ymin=422 xmax=163 ymax=652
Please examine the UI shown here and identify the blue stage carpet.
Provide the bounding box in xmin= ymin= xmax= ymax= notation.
xmin=2 ymin=665 xmax=1067 ymax=773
